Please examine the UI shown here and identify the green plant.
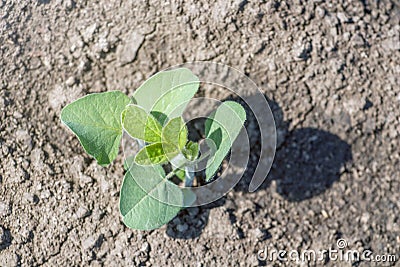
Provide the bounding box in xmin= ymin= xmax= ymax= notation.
xmin=61 ymin=68 xmax=246 ymax=230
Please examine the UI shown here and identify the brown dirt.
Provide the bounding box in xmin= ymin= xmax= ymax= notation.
xmin=1 ymin=0 xmax=399 ymax=266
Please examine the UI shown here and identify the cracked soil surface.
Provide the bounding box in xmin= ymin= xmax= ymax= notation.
xmin=1 ymin=0 xmax=399 ymax=266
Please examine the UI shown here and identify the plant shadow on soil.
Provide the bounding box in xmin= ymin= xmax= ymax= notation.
xmin=166 ymin=96 xmax=352 ymax=239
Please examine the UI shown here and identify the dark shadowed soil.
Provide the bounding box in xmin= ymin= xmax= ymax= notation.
xmin=1 ymin=0 xmax=399 ymax=266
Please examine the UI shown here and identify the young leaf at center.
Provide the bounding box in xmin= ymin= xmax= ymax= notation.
xmin=122 ymin=104 xmax=163 ymax=143
xmin=182 ymin=141 xmax=199 ymax=161
xmin=135 ymin=142 xmax=179 ymax=165
xmin=162 ymin=117 xmax=188 ymax=150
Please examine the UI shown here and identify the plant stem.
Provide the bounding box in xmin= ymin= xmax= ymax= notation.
xmin=165 ymin=145 xmax=212 ymax=185
xmin=184 ymin=165 xmax=195 ymax=187
xmin=137 ymin=139 xmax=145 ymax=149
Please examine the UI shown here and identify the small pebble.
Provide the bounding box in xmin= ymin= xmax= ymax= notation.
xmin=321 ymin=210 xmax=329 ymax=218
xmin=117 ymin=32 xmax=144 ymax=65
xmin=66 ymin=76 xmax=76 ymax=87
xmin=82 ymin=23 xmax=97 ymax=43
xmin=351 ymin=34 xmax=365 ymax=46
xmin=79 ymin=174 xmax=93 ymax=184
xmin=13 ymin=111 xmax=23 ymax=119
xmin=82 ymin=235 xmax=96 ymax=250
xmin=75 ymin=206 xmax=90 ymax=219
xmin=23 ymin=192 xmax=36 ymax=204
xmin=252 ymin=228 xmax=265 ymax=240
xmin=337 ymin=12 xmax=349 ymax=23
xmin=316 ymin=6 xmax=325 ymax=18
xmin=40 ymin=189 xmax=51 ymax=199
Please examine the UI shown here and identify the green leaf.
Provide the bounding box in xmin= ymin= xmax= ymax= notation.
xmin=182 ymin=141 xmax=199 ymax=161
xmin=205 ymin=101 xmax=246 ymax=181
xmin=120 ymin=163 xmax=183 ymax=230
xmin=175 ymin=169 xmax=186 ymax=181
xmin=60 ymin=91 xmax=130 ymax=166
xmin=132 ymin=68 xmax=199 ymax=124
xmin=135 ymin=142 xmax=179 ymax=165
xmin=162 ymin=117 xmax=188 ymax=150
xmin=124 ymin=155 xmax=135 ymax=171
xmin=122 ymin=104 xmax=163 ymax=143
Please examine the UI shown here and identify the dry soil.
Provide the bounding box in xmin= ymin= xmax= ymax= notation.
xmin=0 ymin=0 xmax=399 ymax=266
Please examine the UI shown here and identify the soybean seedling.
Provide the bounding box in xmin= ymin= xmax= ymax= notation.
xmin=60 ymin=68 xmax=246 ymax=230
